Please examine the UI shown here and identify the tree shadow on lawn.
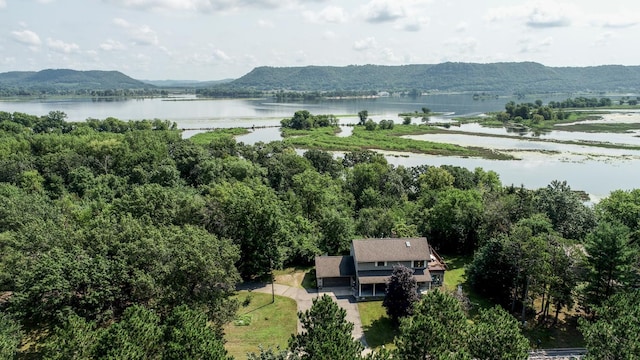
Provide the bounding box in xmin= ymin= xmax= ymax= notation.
xmin=523 ymin=314 xmax=585 ymax=349
xmin=363 ymin=317 xmax=398 ymax=348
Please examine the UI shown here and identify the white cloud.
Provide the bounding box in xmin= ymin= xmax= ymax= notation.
xmin=486 ymin=1 xmax=575 ymax=29
xmin=212 ymin=48 xmax=230 ymax=61
xmin=11 ymin=29 xmax=42 ymax=47
xmin=103 ymin=0 xmax=303 ymax=13
xmin=293 ymin=50 xmax=307 ymax=63
xmin=1 ymin=57 xmax=16 ymax=65
xmin=397 ymin=16 xmax=429 ymax=32
xmin=100 ymin=39 xmax=126 ymax=51
xmin=131 ymin=25 xmax=159 ymax=45
xmin=47 ymin=38 xmax=80 ymax=53
xmin=323 ymin=30 xmax=337 ymax=39
xmin=113 ymin=18 xmax=159 ymax=46
xmin=443 ymin=36 xmax=478 ymax=55
xmin=113 ymin=18 xmax=130 ymax=27
xmin=353 ymin=36 xmax=377 ymax=51
xmin=455 ymin=21 xmax=468 ymax=33
xmin=258 ymin=19 xmax=275 ymax=28
xmin=304 ymin=6 xmax=348 ymax=24
xmin=592 ymin=31 xmax=614 ymax=47
xmin=519 ymin=36 xmax=553 ymax=53
xmin=381 ymin=47 xmax=401 ymax=62
xmin=526 ymin=7 xmax=571 ymax=28
xmin=362 ymin=0 xmax=406 ymax=23
xmin=0 ymin=0 xmax=6 ymax=9
xmin=595 ymin=14 xmax=640 ymax=29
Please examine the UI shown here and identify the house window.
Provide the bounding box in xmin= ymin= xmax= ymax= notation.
xmin=376 ymin=261 xmax=386 ymax=267
xmin=413 ymin=260 xmax=425 ymax=268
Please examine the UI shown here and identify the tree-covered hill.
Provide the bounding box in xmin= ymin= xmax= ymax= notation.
xmin=0 ymin=69 xmax=154 ymax=95
xmin=226 ymin=62 xmax=640 ymax=93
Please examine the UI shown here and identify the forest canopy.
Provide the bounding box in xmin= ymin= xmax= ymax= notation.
xmin=0 ymin=110 xmax=639 ymax=357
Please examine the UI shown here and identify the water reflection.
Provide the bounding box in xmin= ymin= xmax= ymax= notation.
xmin=378 ymin=150 xmax=640 ymax=200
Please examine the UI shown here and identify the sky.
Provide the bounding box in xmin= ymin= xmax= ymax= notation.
xmin=1 ymin=0 xmax=639 ymax=80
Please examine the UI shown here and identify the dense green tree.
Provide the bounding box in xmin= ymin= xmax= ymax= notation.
xmin=317 ymin=207 xmax=355 ymax=255
xmin=289 ymin=294 xmax=363 ymax=360
xmin=581 ymin=221 xmax=639 ymax=311
xmin=0 ymin=312 xmax=21 ymax=360
xmin=204 ymin=180 xmax=284 ymax=279
xmin=424 ymin=188 xmax=483 ymax=253
xmin=579 ymin=290 xmax=640 ymax=359
xmin=466 ymin=236 xmax=517 ymax=304
xmin=395 ymin=290 xmax=470 ymax=360
xmin=163 ymin=305 xmax=230 ymax=360
xmin=41 ymin=314 xmax=99 ymax=360
xmin=365 ymin=119 xmax=377 ymax=131
xmin=596 ymin=189 xmax=640 ymax=241
xmin=303 ymin=149 xmax=342 ymax=178
xmin=383 ymin=265 xmax=420 ymax=325
xmin=94 ymin=305 xmax=164 ymax=360
xmin=534 ymin=180 xmax=596 ymax=240
xmin=418 ymin=166 xmax=454 ymax=193
xmin=358 ymin=110 xmax=368 ymax=126
xmin=468 ymin=306 xmax=529 ymax=360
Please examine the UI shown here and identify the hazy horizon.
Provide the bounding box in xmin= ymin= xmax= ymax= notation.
xmin=2 ymin=0 xmax=639 ymax=80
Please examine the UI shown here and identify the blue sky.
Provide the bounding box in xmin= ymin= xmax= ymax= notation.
xmin=1 ymin=0 xmax=639 ymax=80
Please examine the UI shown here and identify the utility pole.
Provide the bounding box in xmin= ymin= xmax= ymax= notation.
xmin=270 ymin=257 xmax=275 ymax=303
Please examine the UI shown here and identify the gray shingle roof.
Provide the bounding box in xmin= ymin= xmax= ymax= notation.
xmin=352 ymin=237 xmax=431 ymax=263
xmin=315 ymin=256 xmax=355 ymax=278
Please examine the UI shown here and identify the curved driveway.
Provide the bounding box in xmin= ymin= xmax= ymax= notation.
xmin=238 ymin=283 xmax=369 ymax=351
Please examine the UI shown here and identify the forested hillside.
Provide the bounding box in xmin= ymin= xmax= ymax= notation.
xmin=226 ymin=62 xmax=640 ymax=93
xmin=0 ymin=69 xmax=157 ymax=96
xmin=0 ymin=110 xmax=639 ymax=357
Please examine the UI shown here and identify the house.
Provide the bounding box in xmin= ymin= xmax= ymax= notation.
xmin=315 ymin=237 xmax=446 ymax=300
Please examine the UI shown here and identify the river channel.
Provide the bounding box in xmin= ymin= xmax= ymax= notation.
xmin=2 ymin=93 xmax=639 ymax=199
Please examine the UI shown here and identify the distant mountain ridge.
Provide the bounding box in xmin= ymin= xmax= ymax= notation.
xmin=4 ymin=63 xmax=640 ymax=94
xmin=227 ymin=62 xmax=640 ymax=93
xmin=0 ymin=69 xmax=152 ymax=91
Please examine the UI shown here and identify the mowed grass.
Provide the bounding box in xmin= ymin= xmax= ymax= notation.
xmin=224 ymin=291 xmax=297 ymax=359
xmin=358 ymin=301 xmax=397 ymax=350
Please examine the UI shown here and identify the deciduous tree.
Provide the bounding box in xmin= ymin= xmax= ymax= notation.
xmin=383 ymin=265 xmax=419 ymax=325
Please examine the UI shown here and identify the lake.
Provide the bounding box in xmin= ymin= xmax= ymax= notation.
xmin=2 ymin=93 xmax=639 ymax=199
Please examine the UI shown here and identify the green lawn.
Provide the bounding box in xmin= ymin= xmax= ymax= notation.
xmin=224 ymin=291 xmax=297 ymax=359
xmin=357 ymin=301 xmax=397 ymax=349
xmin=441 ymin=254 xmax=493 ymax=316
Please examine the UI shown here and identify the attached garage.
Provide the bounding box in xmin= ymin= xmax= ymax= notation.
xmin=315 ymin=255 xmax=354 ymax=289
